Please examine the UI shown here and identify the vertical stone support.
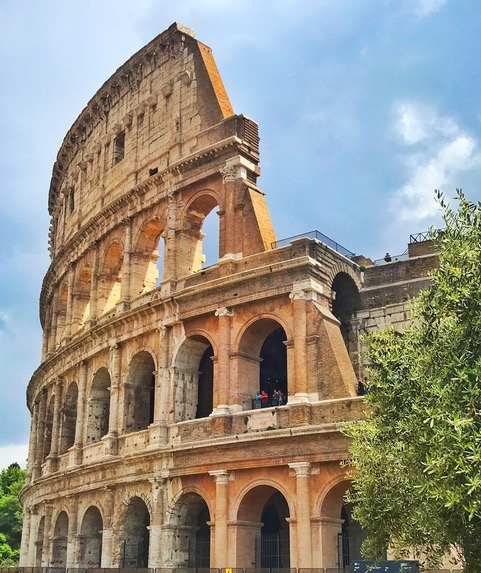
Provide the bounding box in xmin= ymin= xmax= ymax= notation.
xmin=119 ymin=217 xmax=132 ymax=310
xmin=209 ymin=470 xmax=231 ymax=568
xmin=41 ymin=502 xmax=53 ymax=567
xmin=26 ymin=402 xmax=39 ymax=484
xmin=289 ymin=286 xmax=309 ymax=401
xmin=151 ymin=326 xmax=170 ymax=446
xmin=46 ymin=377 xmax=63 ymax=471
xmin=221 ymin=164 xmax=238 ymax=257
xmin=50 ymin=291 xmax=59 ymax=350
xmin=34 ymin=390 xmax=47 ymax=477
xmin=148 ymin=475 xmax=166 ymax=567
xmin=319 ymin=516 xmax=344 ymax=570
xmin=101 ymin=487 xmax=115 ymax=567
xmin=70 ymin=360 xmax=87 ymax=465
xmin=104 ymin=342 xmax=121 ymax=455
xmin=19 ymin=506 xmax=32 ymax=566
xmin=42 ymin=309 xmax=51 ymax=359
xmin=89 ymin=241 xmax=100 ymax=325
xmin=163 ymin=186 xmax=178 ymax=282
xmin=66 ymin=495 xmax=78 ymax=568
xmin=27 ymin=506 xmax=40 ymax=566
xmin=65 ymin=263 xmax=76 ymax=341
xmin=289 ymin=462 xmax=313 ymax=568
xmin=213 ymin=308 xmax=233 ymax=414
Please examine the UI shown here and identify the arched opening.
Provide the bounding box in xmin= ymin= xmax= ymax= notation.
xmin=120 ymin=497 xmax=150 ymax=568
xmin=131 ymin=218 xmax=164 ymax=295
xmin=43 ymin=396 xmax=55 ymax=460
xmin=238 ymin=319 xmax=288 ymax=409
xmin=35 ymin=516 xmax=45 ymax=567
xmin=124 ymin=351 xmax=155 ymax=434
xmin=97 ymin=242 xmax=123 ymax=315
xmin=55 ymin=282 xmax=68 ymax=346
xmin=321 ymin=480 xmax=365 ymax=570
xmin=200 ymin=207 xmax=220 ymax=268
xmin=173 ymin=336 xmax=214 ymax=422
xmin=180 ymin=193 xmax=219 ymax=276
xmin=59 ymin=383 xmax=78 ymax=454
xmin=331 ymin=272 xmax=361 ymax=350
xmin=51 ymin=511 xmax=69 ymax=567
xmin=86 ymin=368 xmax=111 ymax=444
xmin=237 ymin=485 xmax=290 ymax=569
xmin=260 ymin=327 xmax=288 ymax=407
xmin=79 ymin=506 xmax=103 ymax=568
xmin=260 ymin=493 xmax=290 ymax=569
xmin=168 ymin=492 xmax=210 ymax=568
xmin=72 ymin=264 xmax=92 ymax=332
xmin=196 ymin=344 xmax=214 ymax=418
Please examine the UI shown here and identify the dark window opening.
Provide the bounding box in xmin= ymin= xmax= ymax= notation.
xmin=196 ymin=345 xmax=214 ymax=418
xmin=260 ymin=327 xmax=288 ymax=406
xmin=69 ymin=188 xmax=75 ymax=213
xmin=113 ymin=131 xmax=125 ymax=164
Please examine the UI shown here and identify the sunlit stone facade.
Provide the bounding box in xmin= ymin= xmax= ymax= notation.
xmin=20 ymin=23 xmax=438 ymax=571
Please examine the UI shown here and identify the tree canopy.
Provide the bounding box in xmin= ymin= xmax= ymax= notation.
xmin=344 ymin=190 xmax=481 ymax=572
xmin=0 ymin=463 xmax=25 ymax=565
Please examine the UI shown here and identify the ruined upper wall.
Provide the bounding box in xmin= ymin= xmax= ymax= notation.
xmin=47 ymin=23 xmax=241 ymax=256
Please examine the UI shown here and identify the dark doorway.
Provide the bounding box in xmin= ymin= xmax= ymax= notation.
xmin=260 ymin=492 xmax=290 ymax=568
xmin=260 ymin=327 xmax=288 ymax=406
xmin=196 ymin=344 xmax=214 ymax=418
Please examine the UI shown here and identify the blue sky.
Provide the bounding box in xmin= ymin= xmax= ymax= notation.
xmin=1 ymin=0 xmax=481 ymax=468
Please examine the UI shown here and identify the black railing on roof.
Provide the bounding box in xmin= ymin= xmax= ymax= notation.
xmin=409 ymin=230 xmax=431 ymax=243
xmin=272 ymin=230 xmax=355 ymax=259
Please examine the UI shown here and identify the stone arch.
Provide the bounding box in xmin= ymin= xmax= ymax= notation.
xmin=86 ymin=367 xmax=111 ymax=444
xmin=71 ymin=263 xmax=92 ymax=333
xmin=43 ymin=395 xmax=55 ymax=461
xmin=319 ymin=477 xmax=364 ymax=570
xmin=331 ymin=269 xmax=362 ymax=372
xmin=97 ymin=240 xmax=123 ymax=315
xmin=51 ymin=510 xmax=68 ymax=567
xmin=59 ymin=381 xmax=78 ymax=454
xmin=236 ymin=484 xmax=291 ymax=569
xmin=179 ymin=190 xmax=220 ymax=275
xmin=237 ymin=316 xmax=289 ymax=408
xmin=173 ymin=333 xmax=215 ymax=422
xmin=79 ymin=505 xmax=103 ymax=568
xmin=119 ymin=496 xmax=151 ymax=568
xmin=131 ymin=216 xmax=165 ymax=296
xmin=327 ymin=262 xmax=362 ymax=292
xmin=35 ymin=515 xmax=45 ymax=567
xmin=55 ymin=281 xmax=69 ymax=346
xmin=166 ymin=490 xmax=211 ymax=568
xmin=124 ymin=351 xmax=156 ymax=434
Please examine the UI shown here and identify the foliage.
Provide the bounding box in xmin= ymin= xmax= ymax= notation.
xmin=344 ymin=190 xmax=481 ymax=572
xmin=0 ymin=463 xmax=25 ymax=565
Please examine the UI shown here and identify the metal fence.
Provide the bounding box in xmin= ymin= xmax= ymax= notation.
xmin=0 ymin=568 xmax=465 ymax=573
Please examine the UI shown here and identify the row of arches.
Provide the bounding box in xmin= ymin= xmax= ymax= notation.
xmin=44 ymin=191 xmax=221 ymax=354
xmin=34 ymin=318 xmax=289 ymax=470
xmin=31 ymin=481 xmax=363 ymax=569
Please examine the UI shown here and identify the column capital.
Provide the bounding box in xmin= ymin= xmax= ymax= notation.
xmin=209 ymin=469 xmax=232 ymax=484
xmin=288 ymin=461 xmax=312 ymax=477
xmin=215 ymin=307 xmax=233 ymax=318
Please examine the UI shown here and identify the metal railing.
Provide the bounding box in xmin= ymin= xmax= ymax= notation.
xmin=271 ymin=231 xmax=355 ymax=260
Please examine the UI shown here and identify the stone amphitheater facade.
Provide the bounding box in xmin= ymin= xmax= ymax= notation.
xmin=19 ymin=23 xmax=439 ymax=571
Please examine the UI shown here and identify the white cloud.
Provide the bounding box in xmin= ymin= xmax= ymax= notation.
xmin=0 ymin=444 xmax=28 ymax=470
xmin=390 ymin=100 xmax=481 ymax=222
xmin=413 ymin=0 xmax=447 ymax=17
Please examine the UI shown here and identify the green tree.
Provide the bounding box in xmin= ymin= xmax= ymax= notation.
xmin=344 ymin=190 xmax=481 ymax=572
xmin=0 ymin=463 xmax=25 ymax=565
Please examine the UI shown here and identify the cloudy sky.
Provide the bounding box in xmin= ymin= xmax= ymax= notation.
xmin=1 ymin=0 xmax=481 ymax=468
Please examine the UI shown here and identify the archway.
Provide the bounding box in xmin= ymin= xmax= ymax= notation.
xmin=120 ymin=497 xmax=150 ymax=568
xmin=320 ymin=480 xmax=365 ymax=570
xmin=238 ymin=319 xmax=288 ymax=409
xmin=51 ymin=511 xmax=68 ymax=567
xmin=167 ymin=492 xmax=211 ymax=568
xmin=331 ymin=272 xmax=361 ymax=350
xmin=59 ymin=382 xmax=78 ymax=454
xmin=72 ymin=264 xmax=92 ymax=332
xmin=173 ymin=336 xmax=214 ymax=422
xmin=35 ymin=516 xmax=45 ymax=567
xmin=124 ymin=351 xmax=155 ymax=434
xmin=43 ymin=395 xmax=55 ymax=460
xmin=131 ymin=218 xmax=164 ymax=295
xmin=79 ymin=506 xmax=103 ymax=568
xmin=86 ymin=368 xmax=111 ymax=444
xmin=237 ymin=485 xmax=290 ymax=569
xmin=97 ymin=241 xmax=123 ymax=315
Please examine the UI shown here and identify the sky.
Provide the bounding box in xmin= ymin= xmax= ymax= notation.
xmin=1 ymin=0 xmax=481 ymax=469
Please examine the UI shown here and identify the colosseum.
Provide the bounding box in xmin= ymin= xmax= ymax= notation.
xmin=19 ymin=22 xmax=438 ymax=572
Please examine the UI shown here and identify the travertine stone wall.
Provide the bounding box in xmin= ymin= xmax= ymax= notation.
xmin=21 ymin=23 xmax=436 ymax=571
